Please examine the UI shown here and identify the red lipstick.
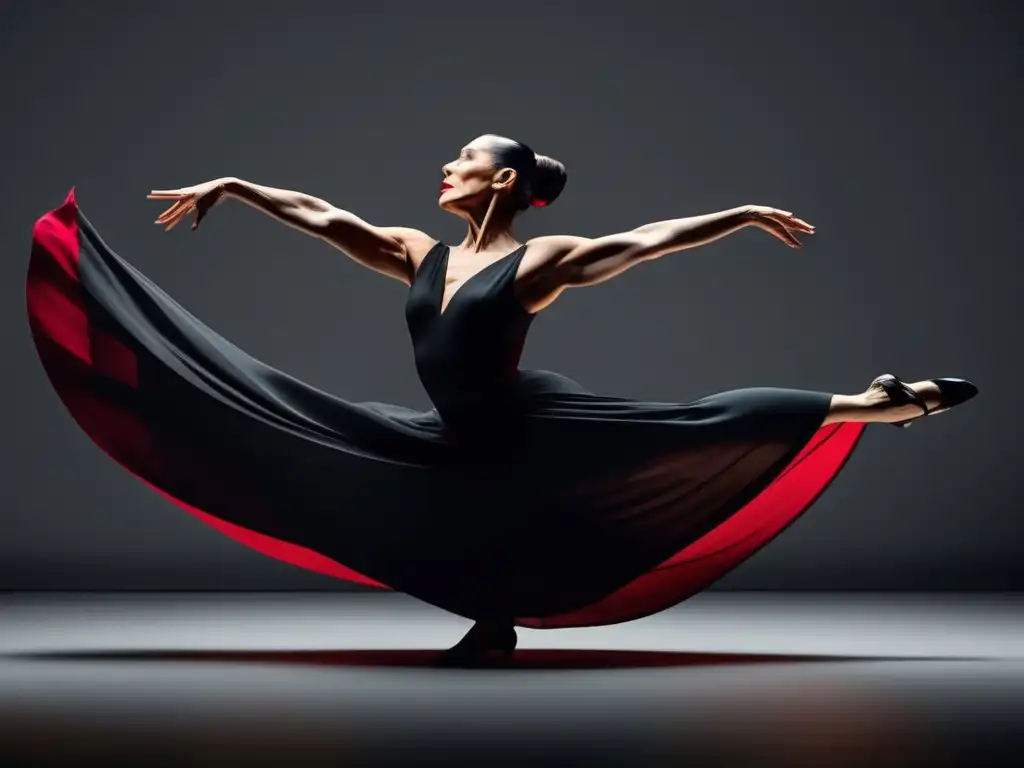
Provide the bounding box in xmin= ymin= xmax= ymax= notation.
xmin=439 ymin=182 xmax=453 ymax=193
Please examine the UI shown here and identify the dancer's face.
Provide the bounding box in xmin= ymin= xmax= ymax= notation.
xmin=438 ymin=136 xmax=516 ymax=213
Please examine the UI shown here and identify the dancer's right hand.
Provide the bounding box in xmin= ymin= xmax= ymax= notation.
xmin=147 ymin=178 xmax=232 ymax=232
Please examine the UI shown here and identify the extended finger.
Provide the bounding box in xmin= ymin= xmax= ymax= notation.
xmin=165 ymin=208 xmax=193 ymax=231
xmin=147 ymin=190 xmax=187 ymax=199
xmin=782 ymin=215 xmax=815 ymax=233
xmin=164 ymin=203 xmax=195 ymax=231
xmin=155 ymin=207 xmax=184 ymax=226
xmin=763 ymin=211 xmax=814 ymax=234
xmin=755 ymin=219 xmax=802 ymax=248
xmin=154 ymin=202 xmax=184 ymax=223
xmin=156 ymin=199 xmax=193 ymax=224
xmin=156 ymin=197 xmax=191 ymax=215
xmin=782 ymin=219 xmax=815 ymax=235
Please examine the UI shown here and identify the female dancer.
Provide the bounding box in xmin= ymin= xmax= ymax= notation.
xmin=27 ymin=134 xmax=976 ymax=663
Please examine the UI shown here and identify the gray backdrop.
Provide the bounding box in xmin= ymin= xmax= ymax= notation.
xmin=1 ymin=1 xmax=1020 ymax=590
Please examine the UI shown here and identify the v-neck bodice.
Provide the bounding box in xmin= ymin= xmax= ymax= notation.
xmin=438 ymin=245 xmax=522 ymax=317
xmin=405 ymin=243 xmax=535 ymax=426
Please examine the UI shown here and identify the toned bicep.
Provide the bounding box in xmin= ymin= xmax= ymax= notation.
xmin=317 ymin=210 xmax=433 ymax=285
xmin=528 ymin=232 xmax=654 ymax=290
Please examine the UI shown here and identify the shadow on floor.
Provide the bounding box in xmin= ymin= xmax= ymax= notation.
xmin=6 ymin=648 xmax=955 ymax=670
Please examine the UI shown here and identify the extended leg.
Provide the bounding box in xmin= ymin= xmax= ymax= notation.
xmin=823 ymin=378 xmax=950 ymax=427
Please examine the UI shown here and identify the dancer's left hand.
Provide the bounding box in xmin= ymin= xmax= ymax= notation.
xmin=743 ymin=206 xmax=815 ymax=249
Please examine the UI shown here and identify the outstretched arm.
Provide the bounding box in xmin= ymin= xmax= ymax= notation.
xmin=148 ymin=177 xmax=435 ymax=285
xmin=518 ymin=205 xmax=814 ymax=309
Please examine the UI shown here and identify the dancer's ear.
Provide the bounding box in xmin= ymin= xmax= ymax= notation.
xmin=491 ymin=168 xmax=517 ymax=193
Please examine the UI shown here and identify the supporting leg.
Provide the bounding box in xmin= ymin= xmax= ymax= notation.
xmin=437 ymin=618 xmax=518 ymax=666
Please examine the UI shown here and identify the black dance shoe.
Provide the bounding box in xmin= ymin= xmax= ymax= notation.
xmin=436 ymin=620 xmax=518 ymax=667
xmin=870 ymin=373 xmax=978 ymax=428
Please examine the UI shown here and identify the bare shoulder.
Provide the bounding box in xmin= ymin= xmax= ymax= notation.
xmin=378 ymin=227 xmax=440 ymax=278
xmin=513 ymin=235 xmax=592 ymax=313
xmin=518 ymin=234 xmax=593 ymax=283
xmin=378 ymin=226 xmax=438 ymax=261
xmin=516 ymin=231 xmax=652 ymax=311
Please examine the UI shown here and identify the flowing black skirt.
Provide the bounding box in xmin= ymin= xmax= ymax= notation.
xmin=26 ymin=189 xmax=865 ymax=628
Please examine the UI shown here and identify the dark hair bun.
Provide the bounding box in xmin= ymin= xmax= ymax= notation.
xmin=531 ymin=153 xmax=567 ymax=207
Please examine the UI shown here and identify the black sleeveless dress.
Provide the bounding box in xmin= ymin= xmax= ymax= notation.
xmin=26 ymin=189 xmax=865 ymax=628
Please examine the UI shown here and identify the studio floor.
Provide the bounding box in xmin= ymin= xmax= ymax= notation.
xmin=1 ymin=591 xmax=1022 ymax=766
